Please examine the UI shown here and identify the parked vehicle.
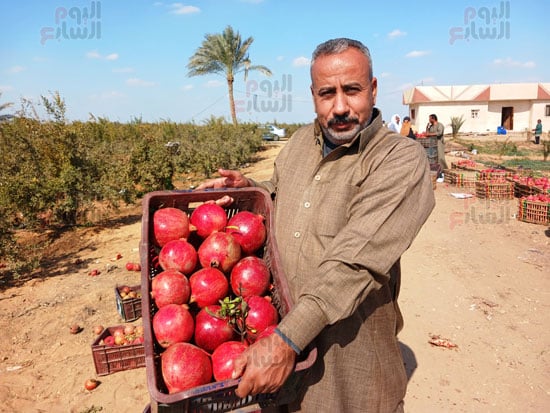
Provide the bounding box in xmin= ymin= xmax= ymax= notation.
xmin=261 ymin=124 xmax=286 ymax=141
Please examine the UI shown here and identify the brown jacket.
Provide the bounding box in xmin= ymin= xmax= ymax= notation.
xmin=255 ymin=108 xmax=435 ymax=412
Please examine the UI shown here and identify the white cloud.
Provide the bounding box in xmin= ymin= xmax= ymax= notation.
xmin=378 ymin=72 xmax=391 ymax=78
xmin=181 ymin=84 xmax=194 ymax=91
xmin=239 ymin=0 xmax=264 ymax=3
xmin=126 ymin=78 xmax=158 ymax=87
xmin=0 ymin=85 xmax=14 ymax=92
xmin=169 ymin=3 xmax=200 ymax=15
xmin=388 ymin=29 xmax=406 ymax=39
xmin=293 ymin=56 xmax=310 ymax=67
xmin=86 ymin=50 xmax=119 ymax=60
xmin=7 ymin=65 xmax=26 ymax=74
xmin=493 ymin=57 xmax=535 ymax=68
xmin=276 ymin=56 xmax=284 ymax=61
xmin=405 ymin=50 xmax=431 ymax=58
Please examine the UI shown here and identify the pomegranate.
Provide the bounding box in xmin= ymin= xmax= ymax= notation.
xmin=153 ymin=207 xmax=191 ymax=247
xmin=225 ymin=211 xmax=266 ymax=255
xmin=255 ymin=324 xmax=278 ymax=341
xmin=158 ymin=239 xmax=198 ymax=275
xmin=211 ymin=340 xmax=248 ymax=381
xmin=244 ymin=296 xmax=279 ymax=342
xmin=161 ymin=342 xmax=213 ymax=394
xmin=152 ymin=304 xmax=194 ymax=348
xmin=230 ymin=256 xmax=271 ymax=297
xmin=189 ymin=268 xmax=229 ymax=308
xmin=84 ymin=378 xmax=100 ymax=391
xmin=151 ymin=269 xmax=191 ymax=308
xmin=103 ymin=335 xmax=115 ymax=346
xmin=198 ymin=232 xmax=241 ymax=273
xmin=190 ymin=203 xmax=228 ymax=239
xmin=194 ymin=305 xmax=238 ymax=353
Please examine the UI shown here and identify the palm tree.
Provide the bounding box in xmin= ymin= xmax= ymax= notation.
xmin=0 ymin=92 xmax=13 ymax=112
xmin=187 ymin=25 xmax=272 ymax=125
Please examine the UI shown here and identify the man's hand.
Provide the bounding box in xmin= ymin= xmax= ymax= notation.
xmin=195 ymin=169 xmax=251 ymax=191
xmin=232 ymin=332 xmax=297 ymax=398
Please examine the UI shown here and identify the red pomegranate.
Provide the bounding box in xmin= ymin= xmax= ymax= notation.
xmin=151 ymin=270 xmax=191 ymax=308
xmin=255 ymin=324 xmax=278 ymax=341
xmin=230 ymin=256 xmax=271 ymax=297
xmin=190 ymin=203 xmax=228 ymax=239
xmin=153 ymin=207 xmax=190 ymax=247
xmin=198 ymin=232 xmax=241 ymax=273
xmin=158 ymin=239 xmax=198 ymax=275
xmin=161 ymin=342 xmax=213 ymax=394
xmin=211 ymin=340 xmax=248 ymax=381
xmin=152 ymin=304 xmax=194 ymax=348
xmin=225 ymin=211 xmax=266 ymax=255
xmin=244 ymin=296 xmax=279 ymax=342
xmin=189 ymin=268 xmax=229 ymax=308
xmin=194 ymin=305 xmax=238 ymax=353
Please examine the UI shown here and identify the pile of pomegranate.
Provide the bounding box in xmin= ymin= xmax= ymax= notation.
xmin=148 ymin=203 xmax=279 ymax=394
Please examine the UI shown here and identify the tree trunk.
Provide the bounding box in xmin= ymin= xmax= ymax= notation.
xmin=227 ymin=77 xmax=237 ymax=126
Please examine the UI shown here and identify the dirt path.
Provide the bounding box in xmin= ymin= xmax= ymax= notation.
xmin=0 ymin=141 xmax=548 ymax=413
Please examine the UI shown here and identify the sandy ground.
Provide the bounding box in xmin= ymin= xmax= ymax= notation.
xmin=0 ymin=139 xmax=549 ymax=413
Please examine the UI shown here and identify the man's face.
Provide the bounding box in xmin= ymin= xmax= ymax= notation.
xmin=429 ymin=116 xmax=435 ymax=124
xmin=310 ymin=47 xmax=377 ymax=144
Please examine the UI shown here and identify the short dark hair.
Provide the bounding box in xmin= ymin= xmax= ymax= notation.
xmin=430 ymin=114 xmax=438 ymax=121
xmin=311 ymin=38 xmax=373 ymax=80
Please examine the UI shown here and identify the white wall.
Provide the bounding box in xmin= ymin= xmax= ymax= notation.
xmin=408 ymin=100 xmax=550 ymax=134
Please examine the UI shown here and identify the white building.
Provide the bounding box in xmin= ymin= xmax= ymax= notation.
xmin=402 ymin=82 xmax=550 ymax=134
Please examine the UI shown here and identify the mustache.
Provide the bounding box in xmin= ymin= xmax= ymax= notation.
xmin=327 ymin=115 xmax=359 ymax=127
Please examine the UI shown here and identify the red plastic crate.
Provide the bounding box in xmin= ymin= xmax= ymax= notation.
xmin=91 ymin=326 xmax=145 ymax=376
xmin=140 ymin=188 xmax=317 ymax=412
xmin=115 ymin=284 xmax=142 ymax=322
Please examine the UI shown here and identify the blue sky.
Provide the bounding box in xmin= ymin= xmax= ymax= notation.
xmin=1 ymin=0 xmax=549 ymax=124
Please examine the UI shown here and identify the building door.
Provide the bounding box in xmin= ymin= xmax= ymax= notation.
xmin=501 ymin=107 xmax=513 ymax=130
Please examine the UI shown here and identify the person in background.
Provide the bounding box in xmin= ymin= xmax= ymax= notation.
xmin=387 ymin=113 xmax=401 ymax=133
xmin=196 ymin=37 xmax=435 ymax=413
xmin=400 ymin=116 xmax=416 ymax=139
xmin=425 ymin=113 xmax=447 ymax=173
xmin=533 ymin=119 xmax=542 ymax=144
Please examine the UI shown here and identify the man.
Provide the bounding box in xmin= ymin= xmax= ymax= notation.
xmin=426 ymin=113 xmax=448 ymax=173
xmin=533 ymin=119 xmax=542 ymax=144
xmin=196 ymin=38 xmax=435 ymax=412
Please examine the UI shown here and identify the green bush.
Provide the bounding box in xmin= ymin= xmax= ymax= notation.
xmin=0 ymin=95 xmax=271 ymax=271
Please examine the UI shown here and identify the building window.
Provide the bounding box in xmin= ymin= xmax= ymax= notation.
xmin=411 ymin=109 xmax=416 ymax=120
xmin=546 ymin=105 xmax=550 ymax=116
xmin=471 ymin=109 xmax=479 ymax=119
